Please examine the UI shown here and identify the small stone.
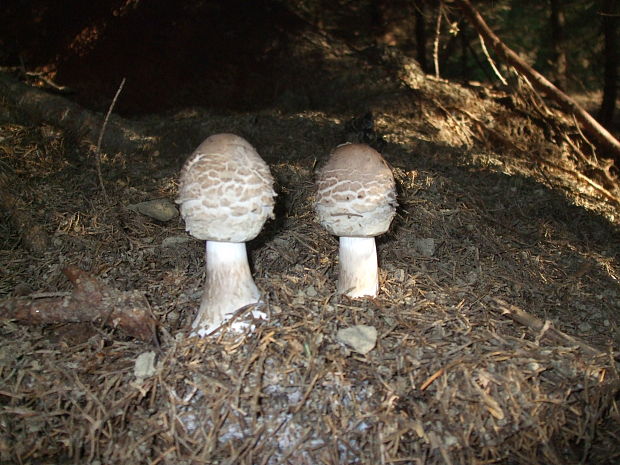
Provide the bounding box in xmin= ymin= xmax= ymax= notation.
xmin=134 ymin=351 xmax=157 ymax=381
xmin=466 ymin=270 xmax=478 ymax=284
xmin=414 ymin=238 xmax=435 ymax=257
xmin=578 ymin=322 xmax=592 ymax=332
xmin=128 ymin=199 xmax=178 ymax=222
xmin=162 ymin=235 xmax=193 ymax=247
xmin=527 ymin=362 xmax=542 ymax=372
xmin=336 ymin=325 xmax=377 ymax=355
xmin=444 ymin=434 xmax=459 ymax=447
xmin=292 ymin=290 xmax=306 ymax=305
xmin=305 ymin=286 xmax=318 ymax=297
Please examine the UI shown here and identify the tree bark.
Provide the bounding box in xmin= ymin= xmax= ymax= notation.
xmin=415 ymin=1 xmax=429 ymax=73
xmin=453 ymin=0 xmax=620 ymax=161
xmin=460 ymin=25 xmax=468 ymax=77
xmin=549 ymin=0 xmax=567 ymax=90
xmin=599 ymin=0 xmax=618 ymax=128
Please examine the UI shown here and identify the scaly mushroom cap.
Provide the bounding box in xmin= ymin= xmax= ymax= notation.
xmin=176 ymin=134 xmax=276 ymax=242
xmin=315 ymin=143 xmax=397 ymax=237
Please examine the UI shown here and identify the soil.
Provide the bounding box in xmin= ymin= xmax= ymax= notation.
xmin=1 ymin=2 xmax=619 ymax=464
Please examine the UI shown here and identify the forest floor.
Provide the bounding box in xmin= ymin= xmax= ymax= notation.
xmin=1 ymin=2 xmax=620 ymax=464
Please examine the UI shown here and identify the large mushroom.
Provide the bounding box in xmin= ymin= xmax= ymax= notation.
xmin=315 ymin=143 xmax=397 ymax=297
xmin=176 ymin=133 xmax=276 ymax=334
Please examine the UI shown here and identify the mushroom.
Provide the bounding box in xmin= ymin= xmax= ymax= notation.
xmin=176 ymin=133 xmax=276 ymax=334
xmin=315 ymin=143 xmax=396 ymax=297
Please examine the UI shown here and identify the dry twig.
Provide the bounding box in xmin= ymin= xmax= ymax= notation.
xmin=491 ymin=298 xmax=603 ymax=358
xmin=433 ymin=3 xmax=443 ymax=78
xmin=95 ymin=77 xmax=126 ymax=202
xmin=477 ymin=33 xmax=507 ymax=85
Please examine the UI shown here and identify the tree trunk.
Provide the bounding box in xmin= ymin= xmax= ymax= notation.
xmin=453 ymin=0 xmax=620 ymax=161
xmin=415 ymin=1 xmax=429 ymax=73
xmin=549 ymin=0 xmax=567 ymax=90
xmin=460 ymin=26 xmax=468 ymax=77
xmin=599 ymin=0 xmax=618 ymax=128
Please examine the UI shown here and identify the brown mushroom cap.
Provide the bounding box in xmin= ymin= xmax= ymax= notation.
xmin=315 ymin=143 xmax=397 ymax=237
xmin=176 ymin=134 xmax=275 ymax=242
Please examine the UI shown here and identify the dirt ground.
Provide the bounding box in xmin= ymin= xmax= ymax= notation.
xmin=1 ymin=2 xmax=620 ymax=464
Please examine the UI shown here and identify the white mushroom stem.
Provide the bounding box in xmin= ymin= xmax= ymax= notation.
xmin=338 ymin=236 xmax=379 ymax=298
xmin=193 ymin=241 xmax=261 ymax=334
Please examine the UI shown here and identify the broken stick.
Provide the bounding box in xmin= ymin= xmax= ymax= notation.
xmin=491 ymin=298 xmax=603 ymax=358
xmin=0 ymin=266 xmax=157 ymax=342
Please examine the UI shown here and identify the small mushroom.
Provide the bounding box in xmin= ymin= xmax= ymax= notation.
xmin=176 ymin=134 xmax=276 ymax=334
xmin=315 ymin=143 xmax=396 ymax=297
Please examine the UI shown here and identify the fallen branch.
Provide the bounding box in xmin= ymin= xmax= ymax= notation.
xmin=0 ymin=266 xmax=157 ymax=342
xmin=453 ymin=0 xmax=620 ymax=161
xmin=491 ymin=298 xmax=603 ymax=358
xmin=0 ymin=71 xmax=153 ymax=155
xmin=543 ymin=158 xmax=620 ymax=205
xmin=456 ymin=107 xmax=620 ymax=204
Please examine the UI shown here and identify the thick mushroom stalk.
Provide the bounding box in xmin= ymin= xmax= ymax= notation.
xmin=196 ymin=241 xmax=261 ymax=332
xmin=315 ymin=143 xmax=396 ymax=298
xmin=338 ymin=236 xmax=378 ymax=297
xmin=176 ymin=133 xmax=275 ymax=334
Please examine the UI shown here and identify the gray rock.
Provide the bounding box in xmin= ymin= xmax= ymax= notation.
xmin=134 ymin=351 xmax=157 ymax=381
xmin=161 ymin=235 xmax=193 ymax=247
xmin=414 ymin=237 xmax=436 ymax=257
xmin=128 ymin=199 xmax=178 ymax=222
xmin=305 ymin=285 xmax=318 ymax=297
xmin=336 ymin=325 xmax=377 ymax=355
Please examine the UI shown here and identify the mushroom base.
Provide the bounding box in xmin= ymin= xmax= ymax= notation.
xmin=192 ymin=241 xmax=261 ymax=335
xmin=338 ymin=236 xmax=379 ymax=298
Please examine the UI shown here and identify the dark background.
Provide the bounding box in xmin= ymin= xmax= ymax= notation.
xmin=1 ymin=0 xmax=616 ymax=123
